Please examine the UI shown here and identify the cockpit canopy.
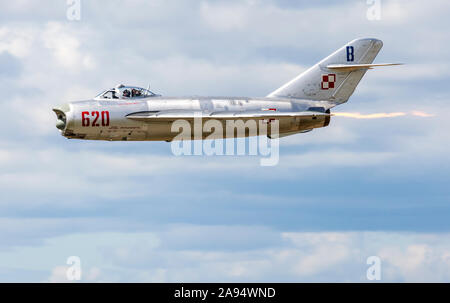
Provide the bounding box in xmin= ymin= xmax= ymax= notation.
xmin=95 ymin=84 xmax=160 ymax=100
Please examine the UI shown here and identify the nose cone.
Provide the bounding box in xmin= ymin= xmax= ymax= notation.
xmin=52 ymin=103 xmax=71 ymax=131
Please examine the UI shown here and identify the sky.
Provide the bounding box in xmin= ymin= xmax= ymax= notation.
xmin=0 ymin=0 xmax=449 ymax=282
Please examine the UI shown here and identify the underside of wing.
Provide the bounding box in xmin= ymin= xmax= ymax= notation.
xmin=126 ymin=110 xmax=330 ymax=122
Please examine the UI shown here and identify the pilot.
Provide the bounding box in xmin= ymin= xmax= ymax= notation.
xmin=123 ymin=89 xmax=130 ymax=98
xmin=131 ymin=88 xmax=137 ymax=97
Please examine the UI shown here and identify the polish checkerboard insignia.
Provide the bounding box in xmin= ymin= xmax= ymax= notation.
xmin=321 ymin=74 xmax=336 ymax=90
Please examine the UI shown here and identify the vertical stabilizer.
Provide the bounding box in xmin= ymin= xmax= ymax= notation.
xmin=267 ymin=38 xmax=384 ymax=103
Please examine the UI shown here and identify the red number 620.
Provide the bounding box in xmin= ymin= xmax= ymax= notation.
xmin=82 ymin=111 xmax=109 ymax=127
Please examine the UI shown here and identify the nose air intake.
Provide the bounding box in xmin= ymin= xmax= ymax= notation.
xmin=53 ymin=103 xmax=71 ymax=131
xmin=53 ymin=109 xmax=66 ymax=130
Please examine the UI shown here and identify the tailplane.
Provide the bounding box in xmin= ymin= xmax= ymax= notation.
xmin=267 ymin=38 xmax=400 ymax=103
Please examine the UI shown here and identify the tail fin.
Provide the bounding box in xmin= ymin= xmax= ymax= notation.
xmin=267 ymin=38 xmax=391 ymax=103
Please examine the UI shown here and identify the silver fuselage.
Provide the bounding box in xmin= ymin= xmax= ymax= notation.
xmin=53 ymin=96 xmax=335 ymax=141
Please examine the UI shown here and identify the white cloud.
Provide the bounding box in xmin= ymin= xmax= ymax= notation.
xmin=4 ymin=229 xmax=448 ymax=282
xmin=42 ymin=22 xmax=96 ymax=71
xmin=47 ymin=266 xmax=71 ymax=283
xmin=0 ymin=26 xmax=35 ymax=58
xmin=281 ymin=233 xmax=352 ymax=276
xmin=200 ymin=2 xmax=250 ymax=31
xmin=0 ymin=144 xmax=399 ymax=207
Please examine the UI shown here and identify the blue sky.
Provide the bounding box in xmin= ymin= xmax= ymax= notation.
xmin=0 ymin=0 xmax=450 ymax=282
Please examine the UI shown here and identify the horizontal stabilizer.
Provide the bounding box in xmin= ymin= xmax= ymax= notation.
xmin=326 ymin=63 xmax=402 ymax=72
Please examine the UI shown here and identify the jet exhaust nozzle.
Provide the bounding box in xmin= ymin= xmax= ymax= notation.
xmin=324 ymin=109 xmax=331 ymax=127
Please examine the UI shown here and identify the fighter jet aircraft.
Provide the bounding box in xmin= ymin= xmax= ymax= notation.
xmin=53 ymin=38 xmax=400 ymax=141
